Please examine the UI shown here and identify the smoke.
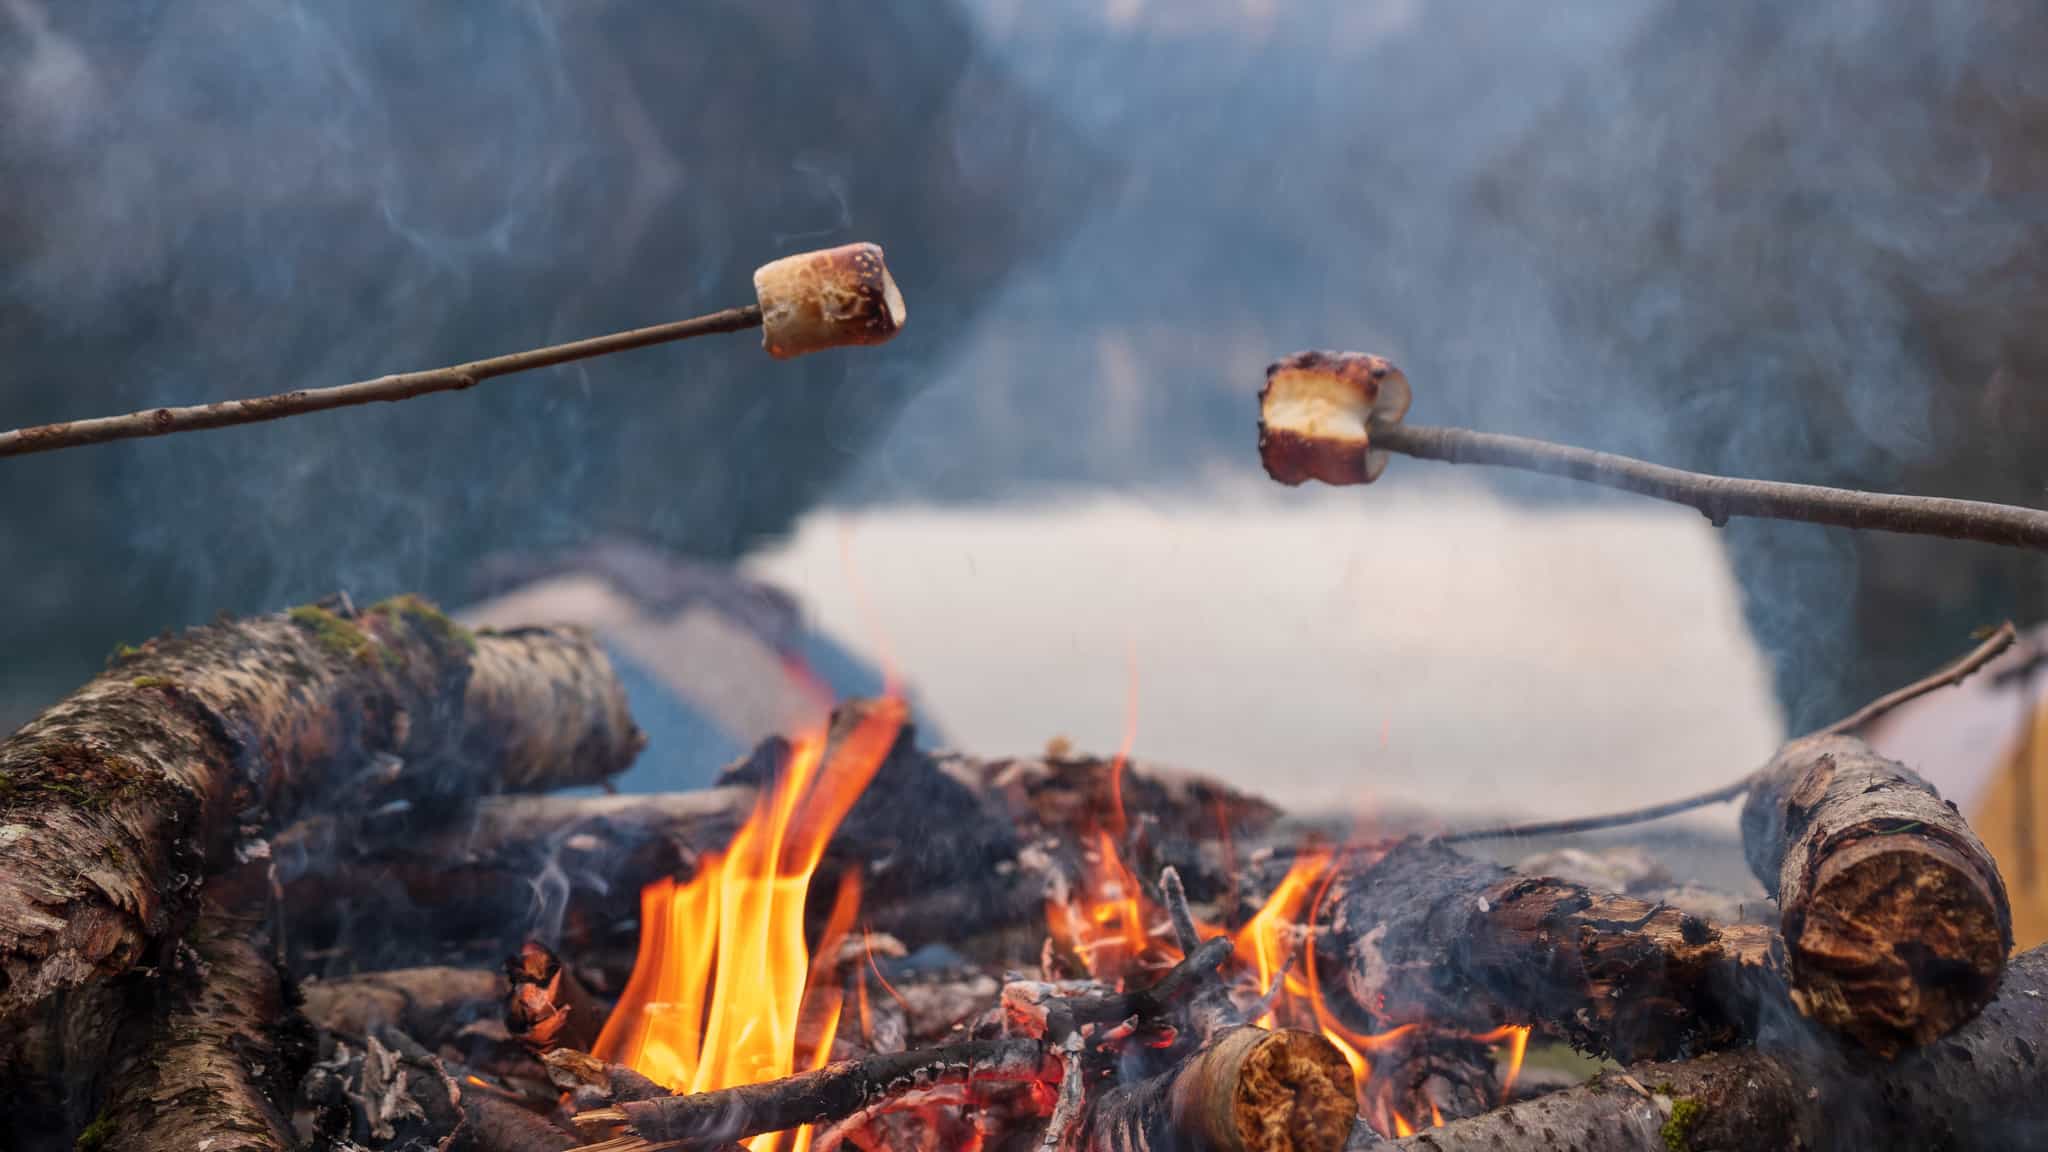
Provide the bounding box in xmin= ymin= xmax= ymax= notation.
xmin=0 ymin=1 xmax=1100 ymax=727
xmin=842 ymin=0 xmax=2048 ymax=727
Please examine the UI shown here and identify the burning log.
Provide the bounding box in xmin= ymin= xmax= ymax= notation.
xmin=0 ymin=243 xmax=905 ymax=460
xmin=1375 ymin=943 xmax=2048 ymax=1152
xmin=0 ymin=597 xmax=639 ymax=1112
xmin=272 ymin=737 xmax=1274 ymax=975
xmin=1077 ymin=1026 xmax=1359 ymax=1152
xmin=1316 ymin=839 xmax=1782 ymax=1061
xmin=1257 ymin=350 xmax=2048 ymax=553
xmin=87 ymin=906 xmax=304 ymax=1152
xmin=1740 ymin=734 xmax=2012 ymax=1057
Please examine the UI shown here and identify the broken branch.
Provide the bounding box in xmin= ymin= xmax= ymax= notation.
xmin=576 ymin=1038 xmax=1061 ymax=1149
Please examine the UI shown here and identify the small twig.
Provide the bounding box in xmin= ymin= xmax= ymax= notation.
xmin=0 ymin=305 xmax=762 ymax=459
xmin=1157 ymin=866 xmax=1202 ymax=954
xmin=1439 ymin=623 xmax=2019 ymax=843
xmin=1372 ymin=422 xmax=2048 ymax=553
xmin=1816 ymin=621 xmax=2019 ymax=737
xmin=1037 ymin=1036 xmax=1088 ymax=1152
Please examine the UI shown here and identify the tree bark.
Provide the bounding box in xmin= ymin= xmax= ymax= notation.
xmin=1741 ymin=734 xmax=2012 ymax=1056
xmin=1377 ymin=943 xmax=2048 ymax=1152
xmin=0 ymin=598 xmax=639 ymax=1115
xmin=298 ymin=965 xmax=503 ymax=1044
xmin=1079 ymin=1026 xmax=1359 ymax=1152
xmin=90 ymin=905 xmax=306 ymax=1152
xmin=1316 ymin=839 xmax=1783 ymax=1061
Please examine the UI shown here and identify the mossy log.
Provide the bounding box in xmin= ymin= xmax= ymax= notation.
xmin=91 ymin=904 xmax=307 ymax=1152
xmin=1316 ymin=839 xmax=1783 ymax=1062
xmin=1380 ymin=943 xmax=2048 ymax=1152
xmin=1741 ymin=734 xmax=2012 ymax=1057
xmin=0 ymin=597 xmax=640 ymax=1119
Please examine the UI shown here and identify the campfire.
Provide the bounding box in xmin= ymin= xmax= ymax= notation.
xmin=4 ymin=257 xmax=2048 ymax=1152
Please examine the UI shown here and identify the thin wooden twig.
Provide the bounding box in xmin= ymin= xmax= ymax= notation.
xmin=571 ymin=1037 xmax=1059 ymax=1150
xmin=0 ymin=304 xmax=762 ymax=459
xmin=1439 ymin=623 xmax=2018 ymax=844
xmin=1371 ymin=423 xmax=2048 ymax=553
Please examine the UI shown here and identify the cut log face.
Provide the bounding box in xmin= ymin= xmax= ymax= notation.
xmin=1082 ymin=1027 xmax=1358 ymax=1152
xmin=1742 ymin=734 xmax=2013 ymax=1056
xmin=1317 ymin=839 xmax=1783 ymax=1061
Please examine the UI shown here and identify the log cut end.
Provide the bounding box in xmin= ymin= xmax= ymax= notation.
xmin=1791 ymin=828 xmax=2010 ymax=1054
xmin=1177 ymin=1028 xmax=1359 ymax=1152
xmin=1744 ymin=735 xmax=2012 ymax=1057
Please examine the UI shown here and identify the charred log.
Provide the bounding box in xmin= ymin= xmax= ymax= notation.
xmin=1317 ymin=839 xmax=1782 ymax=1061
xmin=1379 ymin=943 xmax=2048 ymax=1152
xmin=89 ymin=906 xmax=308 ymax=1152
xmin=272 ymin=742 xmax=1270 ymax=975
xmin=583 ymin=1038 xmax=1060 ymax=1149
xmin=1079 ymin=1026 xmax=1358 ymax=1152
xmin=1741 ymin=734 xmax=2012 ymax=1056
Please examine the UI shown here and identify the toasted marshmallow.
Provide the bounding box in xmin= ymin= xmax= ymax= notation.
xmin=1258 ymin=350 xmax=1411 ymax=485
xmin=752 ymin=242 xmax=906 ymax=360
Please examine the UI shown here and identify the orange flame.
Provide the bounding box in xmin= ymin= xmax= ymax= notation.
xmin=1472 ymin=1024 xmax=1532 ymax=1099
xmin=596 ymin=699 xmax=906 ymax=1151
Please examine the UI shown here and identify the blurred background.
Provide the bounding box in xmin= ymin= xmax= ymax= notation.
xmin=3 ymin=2 xmax=2045 ymax=839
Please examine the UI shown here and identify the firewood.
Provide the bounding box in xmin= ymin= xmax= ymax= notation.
xmin=1316 ymin=839 xmax=1782 ymax=1061
xmin=1375 ymin=942 xmax=2048 ymax=1152
xmin=1740 ymin=734 xmax=2012 ymax=1057
xmin=299 ymin=965 xmax=502 ymax=1044
xmin=0 ymin=597 xmax=640 ymax=1114
xmin=1079 ymin=1026 xmax=1359 ymax=1152
xmin=89 ymin=905 xmax=303 ymax=1152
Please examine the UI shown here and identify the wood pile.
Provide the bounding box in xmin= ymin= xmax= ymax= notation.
xmin=0 ymin=600 xmax=2035 ymax=1152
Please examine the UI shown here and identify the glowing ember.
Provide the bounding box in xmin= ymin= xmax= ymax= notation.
xmin=595 ymin=698 xmax=907 ymax=1151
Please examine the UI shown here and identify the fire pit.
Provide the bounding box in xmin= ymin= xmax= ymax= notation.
xmin=0 ymin=586 xmax=2041 ymax=1152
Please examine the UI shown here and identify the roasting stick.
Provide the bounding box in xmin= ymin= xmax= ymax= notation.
xmin=0 ymin=242 xmax=906 ymax=459
xmin=1257 ymin=350 xmax=2048 ymax=552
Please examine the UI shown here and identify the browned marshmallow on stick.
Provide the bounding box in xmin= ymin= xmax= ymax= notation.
xmin=753 ymin=241 xmax=907 ymax=360
xmin=1257 ymin=350 xmax=1411 ymax=485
